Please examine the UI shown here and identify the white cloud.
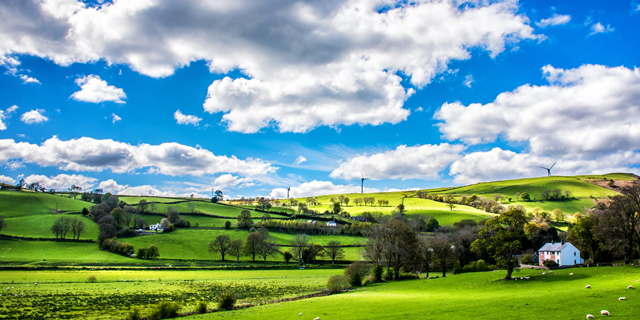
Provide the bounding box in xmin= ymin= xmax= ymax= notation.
xmin=0 ymin=105 xmax=18 ymax=130
xmin=435 ymin=64 xmax=640 ymax=158
xmin=213 ymin=174 xmax=255 ymax=189
xmin=0 ymin=175 xmax=15 ymax=184
xmin=19 ymin=74 xmax=40 ymax=84
xmin=330 ymin=143 xmax=465 ymax=180
xmin=70 ymin=75 xmax=126 ymax=104
xmin=117 ymin=184 xmax=208 ymax=198
xmin=589 ymin=22 xmax=614 ymax=35
xmin=112 ymin=113 xmax=121 ymax=123
xmin=20 ymin=109 xmax=48 ymax=124
xmin=0 ymin=136 xmax=276 ymax=176
xmin=463 ymin=74 xmax=474 ymax=88
xmin=24 ymin=173 xmax=97 ymax=191
xmin=536 ymin=14 xmax=571 ymax=28
xmin=269 ymin=180 xmax=380 ymax=198
xmin=98 ymin=179 xmax=127 ymax=193
xmin=174 ymin=110 xmax=202 ymax=126
xmin=450 ymin=148 xmax=640 ymax=185
xmin=0 ymin=0 xmax=537 ymax=133
xmin=294 ymin=156 xmax=307 ymax=165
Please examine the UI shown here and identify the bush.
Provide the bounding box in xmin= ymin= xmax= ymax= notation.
xmin=196 ymin=301 xmax=207 ymax=314
xmin=87 ymin=275 xmax=97 ymax=283
xmin=149 ymin=301 xmax=181 ymax=320
xmin=283 ymin=251 xmax=293 ymax=263
xmin=174 ymin=219 xmax=190 ymax=228
xmin=398 ymin=272 xmax=420 ymax=280
xmin=128 ymin=306 xmax=142 ymax=320
xmin=542 ymin=259 xmax=558 ymax=267
xmin=326 ymin=275 xmax=350 ymax=293
xmin=520 ymin=254 xmax=533 ymax=265
xmin=385 ymin=268 xmax=394 ymax=281
xmin=217 ymin=291 xmax=236 ymax=311
xmin=372 ymin=264 xmax=383 ymax=282
xmin=348 ymin=272 xmax=362 ymax=287
xmin=344 ymin=261 xmax=371 ymax=287
xmin=362 ymin=277 xmax=372 ymax=286
xmin=224 ymin=221 xmax=231 ymax=229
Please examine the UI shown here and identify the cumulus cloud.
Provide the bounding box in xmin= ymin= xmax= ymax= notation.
xmin=536 ymin=14 xmax=571 ymax=28
xmin=0 ymin=136 xmax=276 ymax=176
xmin=111 ymin=113 xmax=121 ymax=123
xmin=0 ymin=105 xmax=18 ymax=130
xmin=174 ymin=110 xmax=202 ymax=126
xmin=330 ymin=144 xmax=465 ymax=180
xmin=98 ymin=179 xmax=128 ymax=193
xmin=450 ymin=148 xmax=640 ymax=185
xmin=19 ymin=74 xmax=40 ymax=84
xmin=269 ymin=180 xmax=380 ymax=198
xmin=589 ymin=22 xmax=614 ymax=35
xmin=0 ymin=0 xmax=537 ymax=133
xmin=0 ymin=175 xmax=15 ymax=184
xmin=213 ymin=174 xmax=255 ymax=189
xmin=24 ymin=173 xmax=97 ymax=191
xmin=20 ymin=109 xmax=48 ymax=124
xmin=0 ymin=56 xmax=40 ymax=84
xmin=294 ymin=156 xmax=307 ymax=165
xmin=70 ymin=75 xmax=126 ymax=104
xmin=117 ymin=184 xmax=208 ymax=198
xmin=435 ymin=64 xmax=640 ymax=158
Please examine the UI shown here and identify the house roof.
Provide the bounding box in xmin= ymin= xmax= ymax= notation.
xmin=539 ymin=242 xmax=572 ymax=252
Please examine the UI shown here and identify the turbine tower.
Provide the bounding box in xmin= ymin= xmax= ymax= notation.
xmin=540 ymin=161 xmax=557 ymax=177
xmin=287 ymin=185 xmax=291 ymax=199
xmin=360 ymin=172 xmax=368 ymax=194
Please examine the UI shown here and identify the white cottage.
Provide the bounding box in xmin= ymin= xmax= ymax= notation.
xmin=326 ymin=221 xmax=337 ymax=227
xmin=538 ymin=242 xmax=583 ymax=266
xmin=149 ymin=223 xmax=164 ymax=232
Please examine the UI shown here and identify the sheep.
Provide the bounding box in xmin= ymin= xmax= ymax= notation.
xmin=586 ymin=315 xmax=594 ymax=319
xmin=549 ymin=271 xmax=553 ymax=273
xmin=116 ymin=288 xmax=119 ymax=291
xmin=299 ymin=313 xmax=302 ymax=316
xmin=314 ymin=317 xmax=320 ymax=320
xmin=619 ymin=297 xmax=626 ymax=300
xmin=628 ymin=285 xmax=633 ymax=289
xmin=316 ymin=281 xmax=319 ymax=283
xmin=569 ymin=273 xmax=574 ymax=275
xmin=585 ymin=285 xmax=591 ymax=288
xmin=542 ymin=272 xmax=546 ymax=275
xmin=601 ymin=310 xmax=610 ymax=316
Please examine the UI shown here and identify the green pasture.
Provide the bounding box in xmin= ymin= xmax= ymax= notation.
xmin=0 ymin=191 xmax=89 ymax=218
xmin=0 ymin=239 xmax=134 ymax=265
xmin=0 ymin=269 xmax=342 ymax=320
xmin=198 ymin=266 xmax=640 ymax=320
xmin=1 ymin=214 xmax=98 ymax=240
xmin=125 ymin=229 xmax=364 ymax=261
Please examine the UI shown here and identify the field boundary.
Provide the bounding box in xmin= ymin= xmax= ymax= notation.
xmin=0 ymin=234 xmax=94 ymax=243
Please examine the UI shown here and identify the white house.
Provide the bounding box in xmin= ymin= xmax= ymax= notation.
xmin=149 ymin=223 xmax=163 ymax=232
xmin=326 ymin=221 xmax=337 ymax=227
xmin=538 ymin=242 xmax=583 ymax=266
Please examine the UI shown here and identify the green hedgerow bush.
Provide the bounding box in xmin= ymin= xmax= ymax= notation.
xmin=217 ymin=291 xmax=236 ymax=311
xmin=373 ymin=264 xmax=383 ymax=282
xmin=196 ymin=301 xmax=207 ymax=314
xmin=149 ymin=301 xmax=181 ymax=320
xmin=327 ymin=275 xmax=350 ymax=293
xmin=520 ymin=254 xmax=534 ymax=265
xmin=543 ymin=259 xmax=558 ymax=268
xmin=87 ymin=275 xmax=97 ymax=283
xmin=127 ymin=306 xmax=142 ymax=320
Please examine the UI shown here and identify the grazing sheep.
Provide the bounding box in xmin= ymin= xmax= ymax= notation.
xmin=601 ymin=310 xmax=610 ymax=316
xmin=116 ymin=288 xmax=119 ymax=291
xmin=316 ymin=281 xmax=319 ymax=283
xmin=585 ymin=285 xmax=591 ymax=288
xmin=619 ymin=297 xmax=626 ymax=300
xmin=628 ymin=285 xmax=633 ymax=289
xmin=586 ymin=315 xmax=594 ymax=319
xmin=314 ymin=317 xmax=320 ymax=320
xmin=549 ymin=271 xmax=552 ymax=273
xmin=163 ymin=284 xmax=166 ymax=286
xmin=570 ymin=273 xmax=574 ymax=275
xmin=299 ymin=313 xmax=302 ymax=316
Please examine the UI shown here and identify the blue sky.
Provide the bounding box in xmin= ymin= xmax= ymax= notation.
xmin=1 ymin=0 xmax=639 ymax=199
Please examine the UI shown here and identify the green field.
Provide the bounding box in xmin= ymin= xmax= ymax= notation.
xmin=0 ymin=191 xmax=89 ymax=217
xmin=0 ymin=239 xmax=135 ymax=265
xmin=195 ymin=266 xmax=640 ymax=320
xmin=1 ymin=213 xmax=99 ymax=240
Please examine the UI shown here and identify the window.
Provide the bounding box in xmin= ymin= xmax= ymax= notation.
xmin=574 ymin=252 xmax=576 ymax=256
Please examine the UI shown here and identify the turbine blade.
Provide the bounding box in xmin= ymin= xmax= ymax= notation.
xmin=540 ymin=166 xmax=549 ymax=170
xmin=550 ymin=161 xmax=557 ymax=169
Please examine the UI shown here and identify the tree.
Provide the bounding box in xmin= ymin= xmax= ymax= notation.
xmin=324 ymin=241 xmax=345 ymax=264
xmin=283 ymin=251 xmax=293 ymax=263
xmin=567 ymin=214 xmax=601 ymax=264
xmin=261 ymin=213 xmax=271 ymax=221
xmin=597 ymin=182 xmax=640 ymax=264
xmin=167 ymin=207 xmax=180 ymax=223
xmin=396 ymin=203 xmax=405 ymax=214
xmin=257 ymin=197 xmax=272 ymax=211
xmin=344 ymin=197 xmax=350 ymax=206
xmin=224 ymin=220 xmax=232 ymax=229
xmin=447 ymin=203 xmax=457 ymax=211
xmin=290 ymin=234 xmax=311 ymax=262
xmin=381 ymin=220 xmax=419 ymax=281
xmin=51 ymin=217 xmax=71 ymax=239
xmin=552 ymin=209 xmax=566 ymax=222
xmin=417 ymin=235 xmax=433 ymax=277
xmin=425 ymin=218 xmax=440 ymax=232
xmin=137 ymin=199 xmax=149 ymax=214
xmin=68 ymin=184 xmax=82 ymax=199
xmin=471 ymin=208 xmax=528 ymax=280
xmin=306 ymin=244 xmax=324 ymax=263
xmin=297 ymin=203 xmax=308 ymax=214
xmin=228 ymin=239 xmax=244 ymax=262
xmin=111 ymin=208 xmax=126 ymax=228
xmin=515 ymin=192 xmax=521 ymax=202
xmin=344 ymin=261 xmax=371 ymax=287
xmin=188 ymin=202 xmax=196 ymax=214
xmin=520 ymin=192 xmax=530 ymax=202
xmin=209 ymin=235 xmax=231 ymax=261
xmin=70 ymin=218 xmax=86 ymax=240
xmin=214 ymin=190 xmax=224 ymax=202
xmin=244 ymin=232 xmax=262 ymax=262
xmin=331 ymin=202 xmax=341 ymax=215
xmin=257 ymin=236 xmax=278 ymax=262
xmin=237 ymin=210 xmax=254 ymax=228
xmin=430 ymin=233 xmax=455 ymax=277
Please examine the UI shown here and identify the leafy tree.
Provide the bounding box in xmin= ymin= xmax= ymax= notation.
xmin=520 ymin=192 xmax=530 ymax=202
xmin=472 ymin=208 xmax=528 ymax=280
xmin=70 ymin=218 xmax=86 ymax=240
xmin=217 ymin=291 xmax=236 ymax=311
xmin=147 ymin=245 xmax=160 ymax=259
xmin=283 ymin=251 xmax=293 ymax=263
xmin=257 ymin=197 xmax=272 ymax=211
xmin=224 ymin=220 xmax=232 ymax=229
xmin=324 ymin=241 xmax=345 ymax=264
xmin=256 ymin=236 xmax=278 ymax=262
xmin=243 ymin=232 xmax=262 ymax=262
xmin=228 ymin=239 xmax=244 ymax=262
xmin=167 ymin=207 xmax=180 ymax=223
xmin=261 ymin=213 xmax=271 ymax=221
xmin=447 ymin=203 xmax=457 ymax=211
xmin=425 ymin=218 xmax=440 ymax=232
xmin=237 ymin=210 xmax=254 ymax=228
xmin=344 ymin=197 xmax=350 ymax=206
xmin=344 ymin=262 xmax=370 ymax=287
xmin=552 ymin=209 xmax=566 ymax=222
xmin=331 ymin=202 xmax=341 ymax=215
xmin=290 ymin=234 xmax=311 ymax=262
xmin=209 ymin=235 xmax=231 ymax=261
xmin=597 ymin=182 xmax=640 ymax=264
xmin=568 ymin=214 xmax=601 ymax=264
xmin=137 ymin=199 xmax=149 ymax=214
xmin=381 ymin=220 xmax=419 ymax=281
xmin=51 ymin=217 xmax=71 ymax=239
xmin=305 ymin=244 xmax=324 ymax=263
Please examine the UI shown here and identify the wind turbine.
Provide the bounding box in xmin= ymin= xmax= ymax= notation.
xmin=540 ymin=161 xmax=557 ymax=177
xmin=287 ymin=185 xmax=291 ymax=199
xmin=360 ymin=172 xmax=368 ymax=194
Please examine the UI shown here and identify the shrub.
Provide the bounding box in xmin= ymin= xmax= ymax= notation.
xmin=149 ymin=301 xmax=181 ymax=320
xmin=398 ymin=272 xmax=420 ymax=280
xmin=217 ymin=291 xmax=236 ymax=311
xmin=283 ymin=251 xmax=293 ymax=263
xmin=326 ymin=275 xmax=350 ymax=293
xmin=542 ymin=259 xmax=558 ymax=267
xmin=196 ymin=301 xmax=207 ymax=314
xmin=87 ymin=275 xmax=97 ymax=283
xmin=224 ymin=221 xmax=231 ymax=229
xmin=362 ymin=277 xmax=372 ymax=286
xmin=128 ymin=306 xmax=142 ymax=320
xmin=348 ymin=272 xmax=362 ymax=287
xmin=344 ymin=261 xmax=371 ymax=287
xmin=385 ymin=268 xmax=394 ymax=281
xmin=372 ymin=264 xmax=383 ymax=282
xmin=520 ymin=254 xmax=533 ymax=265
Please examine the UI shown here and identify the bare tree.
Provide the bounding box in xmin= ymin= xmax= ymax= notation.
xmin=228 ymin=239 xmax=244 ymax=262
xmin=324 ymin=241 xmax=345 ymax=264
xmin=290 ymin=234 xmax=311 ymax=262
xmin=209 ymin=235 xmax=231 ymax=261
xmin=431 ymin=233 xmax=455 ymax=277
xmin=256 ymin=236 xmax=278 ymax=262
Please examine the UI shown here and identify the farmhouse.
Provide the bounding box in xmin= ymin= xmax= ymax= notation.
xmin=149 ymin=223 xmax=163 ymax=232
xmin=538 ymin=242 xmax=583 ymax=266
xmin=326 ymin=221 xmax=337 ymax=227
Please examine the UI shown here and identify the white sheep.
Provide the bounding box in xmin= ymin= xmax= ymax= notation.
xmin=601 ymin=310 xmax=610 ymax=316
xmin=116 ymin=288 xmax=119 ymax=291
xmin=628 ymin=285 xmax=633 ymax=289
xmin=569 ymin=273 xmax=574 ymax=275
xmin=299 ymin=313 xmax=302 ymax=316
xmin=542 ymin=272 xmax=546 ymax=275
xmin=549 ymin=271 xmax=552 ymax=273
xmin=585 ymin=285 xmax=591 ymax=288
xmin=586 ymin=315 xmax=594 ymax=319
xmin=619 ymin=297 xmax=626 ymax=300
xmin=314 ymin=317 xmax=320 ymax=320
